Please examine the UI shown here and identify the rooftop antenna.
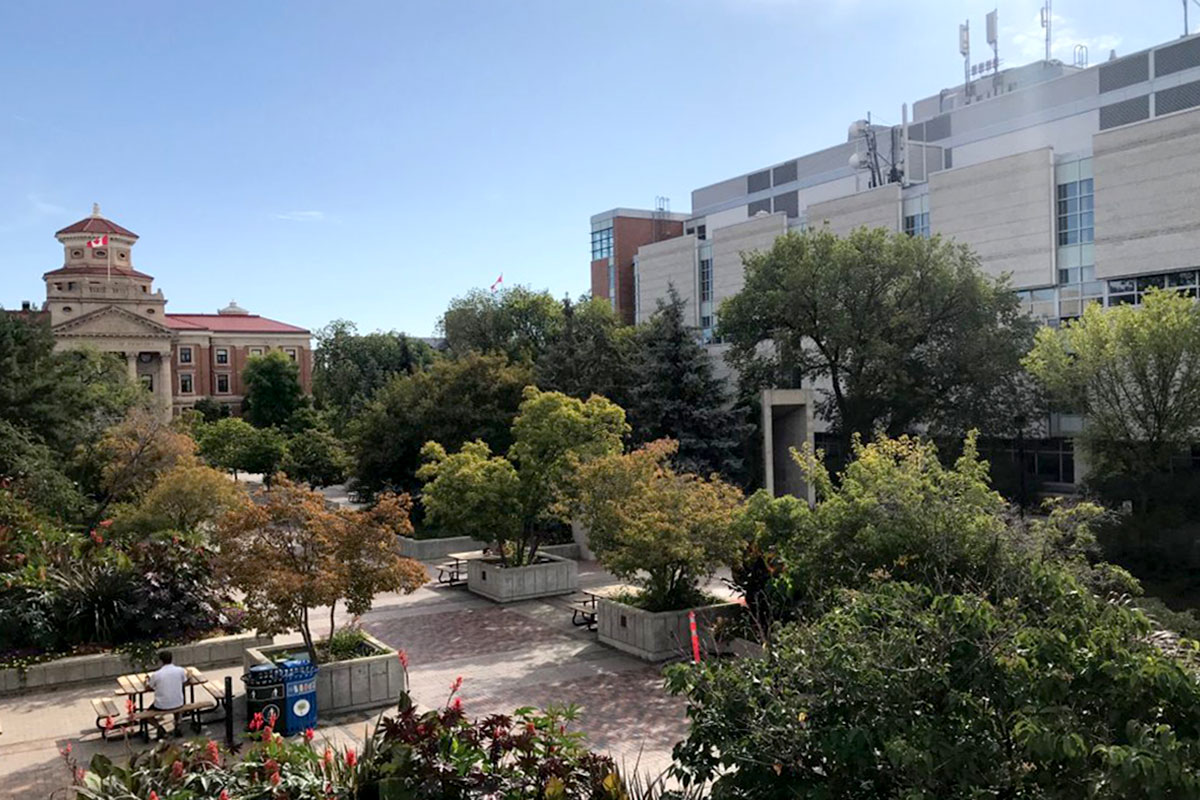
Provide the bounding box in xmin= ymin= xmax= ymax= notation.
xmin=652 ymin=196 xmax=670 ymax=243
xmin=959 ymin=19 xmax=972 ymax=101
xmin=986 ymin=9 xmax=1001 ymax=92
xmin=1186 ymin=0 xmax=1200 ymax=36
xmin=1073 ymin=44 xmax=1089 ymax=68
xmin=1041 ymin=0 xmax=1052 ymax=61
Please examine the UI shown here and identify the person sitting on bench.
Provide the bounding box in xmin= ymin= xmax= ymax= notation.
xmin=147 ymin=650 xmax=188 ymax=737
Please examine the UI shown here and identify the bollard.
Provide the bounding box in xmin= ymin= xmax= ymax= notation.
xmin=224 ymin=675 xmax=234 ymax=746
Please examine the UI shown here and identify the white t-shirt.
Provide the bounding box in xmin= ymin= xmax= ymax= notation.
xmin=148 ymin=663 xmax=188 ymax=709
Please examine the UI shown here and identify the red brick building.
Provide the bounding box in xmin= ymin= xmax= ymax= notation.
xmin=589 ymin=208 xmax=686 ymax=325
xmin=38 ymin=206 xmax=311 ymax=417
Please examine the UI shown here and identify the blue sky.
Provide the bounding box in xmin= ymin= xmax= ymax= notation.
xmin=0 ymin=1 xmax=1187 ymax=337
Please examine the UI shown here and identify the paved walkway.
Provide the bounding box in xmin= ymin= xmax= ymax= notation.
xmin=0 ymin=558 xmax=719 ymax=799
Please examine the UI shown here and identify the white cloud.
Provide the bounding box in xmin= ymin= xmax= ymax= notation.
xmin=273 ymin=210 xmax=325 ymax=222
xmin=1007 ymin=5 xmax=1121 ymax=66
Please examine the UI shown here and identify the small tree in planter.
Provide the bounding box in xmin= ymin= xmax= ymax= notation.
xmin=418 ymin=386 xmax=627 ymax=566
xmin=214 ymin=477 xmax=427 ymax=663
xmin=577 ymin=439 xmax=743 ymax=611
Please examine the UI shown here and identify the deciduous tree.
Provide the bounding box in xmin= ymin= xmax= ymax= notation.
xmin=213 ymin=477 xmax=425 ymax=662
xmin=720 ymin=227 xmax=1036 ymax=447
xmin=440 ymin=286 xmax=564 ymax=363
xmin=419 ymin=387 xmax=627 ymax=565
xmin=577 ymin=439 xmax=744 ymax=611
xmin=242 ymin=350 xmax=304 ymax=428
xmin=283 ymin=427 xmax=350 ymax=488
xmin=1025 ymin=287 xmax=1200 ymax=499
xmin=535 ymin=296 xmax=633 ymax=406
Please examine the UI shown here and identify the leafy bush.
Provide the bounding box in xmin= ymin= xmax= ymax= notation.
xmin=577 ymin=439 xmax=743 ymax=611
xmin=71 ymin=690 xmax=629 ymax=800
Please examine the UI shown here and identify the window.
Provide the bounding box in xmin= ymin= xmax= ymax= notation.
xmin=696 ymin=225 xmax=707 ymax=241
xmin=179 ymin=346 xmax=193 ymax=364
xmin=141 ymin=285 xmax=147 ymax=293
xmin=699 ymin=256 xmax=713 ymax=305
xmin=215 ymin=348 xmax=229 ymax=365
xmin=1056 ymin=159 xmax=1094 ymax=246
xmin=249 ymin=347 xmax=263 ymax=356
xmin=62 ymin=306 xmax=72 ymax=313
xmin=699 ymin=244 xmax=715 ymax=336
xmin=94 ymin=249 xmax=106 ymax=258
xmin=216 ymin=374 xmax=230 ymax=394
xmin=904 ymin=212 xmax=930 ymax=237
xmin=284 ymin=348 xmax=298 ymax=362
xmin=179 ymin=373 xmax=193 ymax=394
xmin=590 ymin=227 xmax=613 ymax=261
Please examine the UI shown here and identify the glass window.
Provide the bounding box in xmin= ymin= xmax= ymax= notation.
xmin=179 ymin=373 xmax=193 ymax=394
xmin=215 ymin=348 xmax=228 ymax=365
xmin=590 ymin=227 xmax=613 ymax=261
xmin=1057 ymin=171 xmax=1095 ymax=246
xmin=285 ymin=348 xmax=298 ymax=362
xmin=904 ymin=212 xmax=930 ymax=237
xmin=699 ymin=257 xmax=713 ymax=303
xmin=216 ymin=374 xmax=230 ymax=394
xmin=249 ymin=347 xmax=263 ymax=356
xmin=179 ymin=347 xmax=192 ymax=364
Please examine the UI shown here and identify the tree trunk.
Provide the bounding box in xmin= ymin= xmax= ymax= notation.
xmin=328 ymin=600 xmax=337 ymax=646
xmin=300 ymin=606 xmax=318 ymax=664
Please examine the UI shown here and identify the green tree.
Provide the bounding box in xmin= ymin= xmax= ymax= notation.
xmin=114 ymin=463 xmax=248 ymax=536
xmin=628 ymin=288 xmax=747 ymax=479
xmin=190 ymin=396 xmax=229 ymax=423
xmin=313 ymin=319 xmax=435 ymax=431
xmin=418 ymin=387 xmax=627 ymax=565
xmin=720 ymin=227 xmax=1036 ymax=447
xmin=1025 ymin=288 xmax=1200 ymax=497
xmin=349 ymin=352 xmax=533 ymax=500
xmin=283 ymin=427 xmax=351 ymax=488
xmin=242 ymin=350 xmax=304 ymax=428
xmin=440 ymin=286 xmax=564 ymax=363
xmin=197 ymin=416 xmax=287 ymax=481
xmin=665 ymin=434 xmax=1200 ymax=799
xmin=535 ymin=295 xmax=633 ymax=407
xmin=577 ymin=439 xmax=744 ymax=611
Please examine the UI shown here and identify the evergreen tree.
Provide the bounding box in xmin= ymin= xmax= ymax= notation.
xmin=628 ymin=287 xmax=748 ymax=480
xmin=535 ymin=296 xmax=632 ymax=407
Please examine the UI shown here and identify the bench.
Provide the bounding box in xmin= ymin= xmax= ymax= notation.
xmin=436 ymin=560 xmax=465 ymax=585
xmin=569 ymin=599 xmax=598 ymax=630
xmin=91 ymin=691 xmax=219 ymax=740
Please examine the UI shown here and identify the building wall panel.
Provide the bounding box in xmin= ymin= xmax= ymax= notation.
xmin=806 ymin=183 xmax=901 ymax=236
xmin=1093 ymin=105 xmax=1200 ymax=278
xmin=930 ymin=146 xmax=1055 ymax=288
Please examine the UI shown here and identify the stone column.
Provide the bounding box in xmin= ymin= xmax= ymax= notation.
xmin=126 ymin=352 xmax=138 ymax=382
xmin=155 ymin=353 xmax=173 ymax=418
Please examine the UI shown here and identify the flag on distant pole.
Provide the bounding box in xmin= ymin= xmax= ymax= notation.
xmin=489 ymin=273 xmax=503 ymax=293
xmin=87 ymin=234 xmax=111 ymax=280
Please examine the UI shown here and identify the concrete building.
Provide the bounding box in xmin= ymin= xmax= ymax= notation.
xmin=27 ymin=206 xmax=311 ymax=417
xmin=595 ymin=31 xmax=1200 ymax=491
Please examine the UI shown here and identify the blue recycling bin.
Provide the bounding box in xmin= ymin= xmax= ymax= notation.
xmin=279 ymin=659 xmax=319 ymax=735
xmin=242 ymin=663 xmax=284 ymax=731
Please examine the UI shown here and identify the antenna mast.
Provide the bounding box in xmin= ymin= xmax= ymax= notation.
xmin=1041 ymin=0 xmax=1052 ymax=61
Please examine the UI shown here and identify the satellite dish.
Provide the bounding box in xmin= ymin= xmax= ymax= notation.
xmin=848 ymin=152 xmax=865 ymax=169
xmin=848 ymin=119 xmax=870 ymax=139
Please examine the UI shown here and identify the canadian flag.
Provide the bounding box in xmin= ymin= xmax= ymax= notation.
xmin=86 ymin=234 xmax=108 ymax=248
xmin=489 ymin=273 xmax=503 ymax=292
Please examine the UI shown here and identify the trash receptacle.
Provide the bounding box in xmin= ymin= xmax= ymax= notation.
xmin=280 ymin=659 xmax=319 ymax=736
xmin=242 ymin=664 xmax=284 ymax=730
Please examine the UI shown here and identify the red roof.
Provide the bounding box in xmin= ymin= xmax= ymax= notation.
xmin=164 ymin=314 xmax=310 ymax=334
xmin=43 ymin=265 xmax=155 ymax=280
xmin=55 ymin=216 xmax=139 ymax=239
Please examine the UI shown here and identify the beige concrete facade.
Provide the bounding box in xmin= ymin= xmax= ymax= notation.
xmin=1093 ymin=105 xmax=1200 ymax=279
xmin=807 ymin=183 xmax=901 ymax=237
xmin=930 ymin=147 xmax=1057 ymax=288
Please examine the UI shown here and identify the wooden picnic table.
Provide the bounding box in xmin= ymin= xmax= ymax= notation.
xmin=115 ymin=666 xmax=208 ymax=708
xmin=105 ymin=666 xmax=215 ymax=740
xmin=569 ymin=584 xmax=636 ymax=630
xmin=437 ymin=550 xmax=487 ymax=586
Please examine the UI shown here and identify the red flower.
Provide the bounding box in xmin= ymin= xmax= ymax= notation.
xmin=103 ymin=716 xmax=114 ymax=731
xmin=150 ymin=793 xmax=159 ymax=800
xmin=98 ymin=519 xmax=113 ymax=528
xmin=451 ymin=697 xmax=463 ymax=713
xmin=220 ymin=792 xmax=230 ymax=800
xmin=60 ymin=743 xmax=72 ymax=757
xmin=450 ymin=676 xmax=462 ymax=693
xmin=206 ymin=739 xmax=221 ymax=764
xmin=261 ymin=727 xmax=273 ymax=742
xmin=397 ymin=649 xmax=409 ymax=669
xmin=270 ymin=770 xmax=281 ymax=785
xmin=323 ymin=747 xmax=334 ymax=767
xmin=126 ymin=698 xmax=136 ymax=717
xmin=304 ymin=727 xmax=315 ymax=742
xmin=344 ymin=748 xmax=357 ymax=767
xmin=250 ymin=711 xmax=265 ymax=731
xmin=171 ymin=760 xmax=184 ymax=780
xmin=90 ymin=531 xmax=104 ymax=545
xmin=74 ymin=768 xmax=85 ymax=783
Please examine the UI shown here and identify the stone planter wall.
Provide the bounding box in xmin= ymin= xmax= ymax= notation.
xmin=539 ymin=543 xmax=581 ymax=560
xmin=597 ymin=599 xmax=741 ymax=662
xmin=397 ymin=535 xmax=478 ymax=561
xmin=0 ymin=632 xmax=274 ymax=696
xmin=467 ymin=554 xmax=578 ymax=603
xmin=243 ymin=632 xmax=405 ymax=715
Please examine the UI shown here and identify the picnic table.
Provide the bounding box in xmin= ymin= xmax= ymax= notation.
xmin=436 ymin=549 xmax=487 ymax=586
xmin=91 ymin=666 xmax=225 ymax=741
xmin=569 ymin=584 xmax=635 ymax=631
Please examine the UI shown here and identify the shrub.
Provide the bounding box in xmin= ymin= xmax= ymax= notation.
xmin=577 ymin=439 xmax=743 ymax=611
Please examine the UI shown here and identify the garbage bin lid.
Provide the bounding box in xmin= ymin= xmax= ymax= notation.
xmin=248 ymin=664 xmax=277 ymax=674
xmin=281 ymin=658 xmax=313 ymax=668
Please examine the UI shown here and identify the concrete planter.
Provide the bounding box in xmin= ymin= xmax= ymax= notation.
xmin=539 ymin=542 xmax=582 ymax=560
xmin=466 ymin=553 xmax=578 ymax=603
xmin=397 ymin=535 xmax=478 ymax=561
xmin=596 ymin=598 xmax=741 ymax=662
xmin=243 ymin=632 xmax=405 ymax=715
xmin=0 ymin=631 xmax=273 ymax=696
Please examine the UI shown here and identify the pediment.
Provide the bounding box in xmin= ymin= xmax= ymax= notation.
xmin=53 ymin=305 xmax=173 ymax=339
